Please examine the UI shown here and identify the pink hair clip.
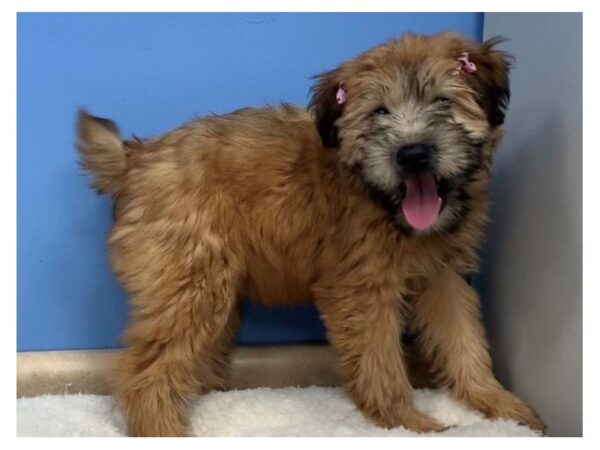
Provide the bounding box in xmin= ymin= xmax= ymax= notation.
xmin=452 ymin=51 xmax=477 ymax=76
xmin=336 ymin=85 xmax=347 ymax=105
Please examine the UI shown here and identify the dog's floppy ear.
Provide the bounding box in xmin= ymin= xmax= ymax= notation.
xmin=309 ymin=68 xmax=345 ymax=148
xmin=467 ymin=37 xmax=512 ymax=127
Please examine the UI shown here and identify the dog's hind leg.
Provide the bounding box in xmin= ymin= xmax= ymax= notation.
xmin=198 ymin=305 xmax=241 ymax=392
xmin=110 ymin=228 xmax=241 ymax=437
xmin=411 ymin=267 xmax=546 ymax=432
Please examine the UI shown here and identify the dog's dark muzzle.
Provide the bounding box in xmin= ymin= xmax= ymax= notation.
xmin=396 ymin=143 xmax=432 ymax=173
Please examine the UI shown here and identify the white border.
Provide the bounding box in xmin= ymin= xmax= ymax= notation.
xmin=5 ymin=0 xmax=594 ymax=446
xmin=7 ymin=0 xmax=590 ymax=13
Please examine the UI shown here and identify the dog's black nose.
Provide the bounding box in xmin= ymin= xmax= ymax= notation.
xmin=396 ymin=144 xmax=431 ymax=173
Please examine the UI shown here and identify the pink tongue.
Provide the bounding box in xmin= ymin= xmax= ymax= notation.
xmin=401 ymin=173 xmax=442 ymax=230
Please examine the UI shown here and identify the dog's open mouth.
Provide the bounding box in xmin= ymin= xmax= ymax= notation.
xmin=400 ymin=173 xmax=449 ymax=231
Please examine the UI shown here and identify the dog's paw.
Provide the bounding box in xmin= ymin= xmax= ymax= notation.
xmin=398 ymin=409 xmax=449 ymax=433
xmin=465 ymin=388 xmax=546 ymax=433
xmin=371 ymin=406 xmax=448 ymax=433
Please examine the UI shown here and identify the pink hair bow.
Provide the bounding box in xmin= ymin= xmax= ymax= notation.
xmin=336 ymin=85 xmax=347 ymax=105
xmin=452 ymin=51 xmax=477 ymax=76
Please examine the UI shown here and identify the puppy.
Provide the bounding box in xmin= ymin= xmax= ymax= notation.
xmin=76 ymin=32 xmax=545 ymax=436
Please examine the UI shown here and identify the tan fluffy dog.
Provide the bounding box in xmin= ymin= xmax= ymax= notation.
xmin=76 ymin=32 xmax=545 ymax=436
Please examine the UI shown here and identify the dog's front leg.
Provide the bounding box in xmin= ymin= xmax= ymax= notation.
xmin=314 ymin=283 xmax=446 ymax=433
xmin=412 ymin=267 xmax=546 ymax=432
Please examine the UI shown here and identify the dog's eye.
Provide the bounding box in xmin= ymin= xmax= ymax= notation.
xmin=434 ymin=96 xmax=450 ymax=104
xmin=373 ymin=106 xmax=390 ymax=115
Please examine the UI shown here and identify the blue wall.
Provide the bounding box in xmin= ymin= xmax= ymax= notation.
xmin=17 ymin=13 xmax=483 ymax=351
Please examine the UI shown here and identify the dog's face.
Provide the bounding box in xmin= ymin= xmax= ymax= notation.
xmin=309 ymin=33 xmax=510 ymax=235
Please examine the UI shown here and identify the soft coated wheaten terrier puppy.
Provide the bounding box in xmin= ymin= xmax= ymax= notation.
xmin=76 ymin=32 xmax=545 ymax=436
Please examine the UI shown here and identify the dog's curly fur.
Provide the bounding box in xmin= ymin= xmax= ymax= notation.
xmin=76 ymin=32 xmax=545 ymax=436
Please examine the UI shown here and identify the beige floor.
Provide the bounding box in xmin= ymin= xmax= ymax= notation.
xmin=17 ymin=344 xmax=343 ymax=398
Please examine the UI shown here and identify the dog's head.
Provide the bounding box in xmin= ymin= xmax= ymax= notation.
xmin=309 ymin=33 xmax=511 ymax=235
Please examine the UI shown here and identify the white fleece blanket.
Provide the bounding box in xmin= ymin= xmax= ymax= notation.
xmin=17 ymin=386 xmax=541 ymax=437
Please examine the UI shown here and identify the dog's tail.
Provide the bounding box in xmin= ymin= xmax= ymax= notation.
xmin=76 ymin=109 xmax=127 ymax=195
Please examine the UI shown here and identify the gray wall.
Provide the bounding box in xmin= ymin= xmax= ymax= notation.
xmin=476 ymin=13 xmax=582 ymax=436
